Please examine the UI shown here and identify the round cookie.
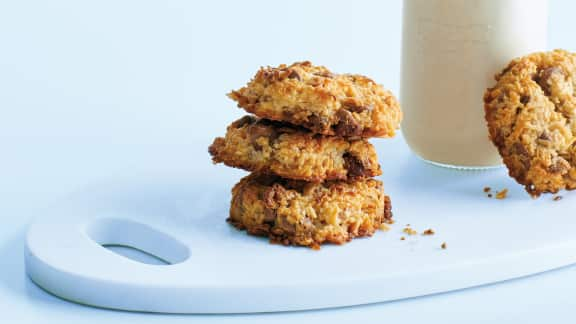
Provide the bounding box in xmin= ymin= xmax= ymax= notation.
xmin=209 ymin=116 xmax=382 ymax=182
xmin=484 ymin=49 xmax=576 ymax=197
xmin=228 ymin=61 xmax=402 ymax=138
xmin=229 ymin=173 xmax=392 ymax=249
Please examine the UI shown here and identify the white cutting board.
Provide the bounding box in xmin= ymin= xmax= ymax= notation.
xmin=25 ymin=135 xmax=576 ymax=314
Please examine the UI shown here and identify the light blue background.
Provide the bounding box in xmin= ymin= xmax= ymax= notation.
xmin=1 ymin=0 xmax=576 ymax=322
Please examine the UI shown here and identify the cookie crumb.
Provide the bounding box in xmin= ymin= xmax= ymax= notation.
xmin=422 ymin=228 xmax=435 ymax=236
xmin=379 ymin=223 xmax=391 ymax=231
xmin=495 ymin=189 xmax=508 ymax=199
xmin=483 ymin=186 xmax=491 ymax=193
xmin=553 ymin=195 xmax=563 ymax=201
xmin=441 ymin=242 xmax=447 ymax=249
xmin=403 ymin=226 xmax=418 ymax=235
xmin=400 ymin=236 xmax=405 ymax=241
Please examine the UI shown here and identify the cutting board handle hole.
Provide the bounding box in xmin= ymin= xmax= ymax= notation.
xmin=101 ymin=244 xmax=172 ymax=265
xmin=85 ymin=218 xmax=190 ymax=265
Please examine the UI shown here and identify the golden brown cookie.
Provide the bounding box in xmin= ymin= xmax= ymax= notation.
xmin=209 ymin=116 xmax=382 ymax=182
xmin=229 ymin=173 xmax=392 ymax=249
xmin=228 ymin=61 xmax=402 ymax=138
xmin=484 ymin=49 xmax=576 ymax=197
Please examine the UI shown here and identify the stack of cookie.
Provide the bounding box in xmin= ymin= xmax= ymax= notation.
xmin=209 ymin=62 xmax=402 ymax=249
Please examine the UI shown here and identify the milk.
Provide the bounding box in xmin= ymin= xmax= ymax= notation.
xmin=400 ymin=0 xmax=549 ymax=168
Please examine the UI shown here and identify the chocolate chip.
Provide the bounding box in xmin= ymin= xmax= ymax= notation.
xmin=334 ymin=109 xmax=362 ymax=137
xmin=263 ymin=207 xmax=276 ymax=224
xmin=534 ymin=66 xmax=564 ymax=95
xmin=305 ymin=114 xmax=329 ymax=133
xmin=343 ymin=153 xmax=367 ymax=178
xmin=538 ymin=131 xmax=551 ymax=141
xmin=520 ymin=95 xmax=530 ymax=104
xmin=287 ymin=70 xmax=300 ymax=80
xmin=342 ymin=99 xmax=370 ymax=113
xmin=249 ymin=124 xmax=273 ymax=150
xmin=261 ymin=70 xmax=278 ymax=82
xmin=548 ymin=158 xmax=570 ymax=174
xmin=493 ymin=130 xmax=507 ymax=146
xmin=512 ymin=143 xmax=531 ymax=169
xmin=513 ymin=142 xmax=529 ymax=156
xmin=383 ymin=196 xmax=393 ymax=221
xmin=232 ymin=115 xmax=255 ymax=129
xmin=263 ymin=184 xmax=283 ymax=208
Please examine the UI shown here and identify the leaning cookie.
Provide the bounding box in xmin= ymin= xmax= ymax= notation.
xmin=484 ymin=49 xmax=576 ymax=197
xmin=209 ymin=116 xmax=382 ymax=182
xmin=228 ymin=61 xmax=402 ymax=138
xmin=229 ymin=173 xmax=392 ymax=249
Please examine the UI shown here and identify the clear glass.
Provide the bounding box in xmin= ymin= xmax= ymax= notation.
xmin=400 ymin=0 xmax=549 ymax=169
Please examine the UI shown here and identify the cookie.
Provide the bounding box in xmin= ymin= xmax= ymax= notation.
xmin=484 ymin=49 xmax=576 ymax=197
xmin=228 ymin=61 xmax=402 ymax=138
xmin=209 ymin=116 xmax=382 ymax=182
xmin=229 ymin=173 xmax=392 ymax=249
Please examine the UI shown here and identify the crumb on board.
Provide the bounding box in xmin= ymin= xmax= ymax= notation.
xmin=484 ymin=186 xmax=508 ymax=199
xmin=379 ymin=223 xmax=391 ymax=231
xmin=400 ymin=236 xmax=406 ymax=241
xmin=422 ymin=228 xmax=435 ymax=236
xmin=441 ymin=242 xmax=447 ymax=249
xmin=553 ymin=195 xmax=563 ymax=201
xmin=495 ymin=189 xmax=508 ymax=199
xmin=403 ymin=226 xmax=418 ymax=236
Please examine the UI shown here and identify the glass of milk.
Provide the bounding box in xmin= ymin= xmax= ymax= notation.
xmin=400 ymin=0 xmax=549 ymax=168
